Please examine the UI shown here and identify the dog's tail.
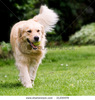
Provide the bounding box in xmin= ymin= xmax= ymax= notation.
xmin=33 ymin=5 xmax=59 ymax=32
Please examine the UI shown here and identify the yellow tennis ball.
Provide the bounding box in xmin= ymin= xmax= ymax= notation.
xmin=33 ymin=41 xmax=40 ymax=46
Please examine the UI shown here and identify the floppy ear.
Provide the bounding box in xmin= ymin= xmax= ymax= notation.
xmin=18 ymin=28 xmax=23 ymax=38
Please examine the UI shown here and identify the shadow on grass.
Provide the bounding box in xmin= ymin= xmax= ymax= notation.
xmin=0 ymin=82 xmax=22 ymax=88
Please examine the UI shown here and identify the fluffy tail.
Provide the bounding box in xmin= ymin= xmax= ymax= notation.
xmin=33 ymin=5 xmax=59 ymax=32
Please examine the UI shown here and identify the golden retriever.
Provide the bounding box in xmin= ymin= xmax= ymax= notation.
xmin=10 ymin=5 xmax=58 ymax=88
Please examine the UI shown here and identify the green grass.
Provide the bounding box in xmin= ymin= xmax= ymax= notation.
xmin=0 ymin=45 xmax=95 ymax=95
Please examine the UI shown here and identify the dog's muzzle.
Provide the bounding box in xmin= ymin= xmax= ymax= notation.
xmin=27 ymin=39 xmax=37 ymax=50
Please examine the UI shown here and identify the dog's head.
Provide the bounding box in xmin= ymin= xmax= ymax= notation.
xmin=18 ymin=20 xmax=45 ymax=50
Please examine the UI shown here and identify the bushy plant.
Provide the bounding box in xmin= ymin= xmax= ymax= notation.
xmin=69 ymin=23 xmax=95 ymax=45
xmin=0 ymin=42 xmax=12 ymax=58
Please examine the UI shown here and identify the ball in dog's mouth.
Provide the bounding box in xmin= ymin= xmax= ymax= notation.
xmin=27 ymin=39 xmax=40 ymax=50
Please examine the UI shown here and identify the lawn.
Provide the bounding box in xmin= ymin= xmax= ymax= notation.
xmin=0 ymin=45 xmax=95 ymax=95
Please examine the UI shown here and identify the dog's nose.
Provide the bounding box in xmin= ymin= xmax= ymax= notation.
xmin=34 ymin=36 xmax=39 ymax=41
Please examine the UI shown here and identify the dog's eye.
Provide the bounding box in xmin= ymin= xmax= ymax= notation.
xmin=37 ymin=30 xmax=40 ymax=32
xmin=27 ymin=30 xmax=32 ymax=33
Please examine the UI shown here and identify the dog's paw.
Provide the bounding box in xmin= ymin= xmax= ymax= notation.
xmin=23 ymin=82 xmax=33 ymax=88
xmin=25 ymin=84 xmax=33 ymax=88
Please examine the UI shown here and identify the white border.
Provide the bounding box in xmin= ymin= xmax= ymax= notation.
xmin=0 ymin=96 xmax=95 ymax=100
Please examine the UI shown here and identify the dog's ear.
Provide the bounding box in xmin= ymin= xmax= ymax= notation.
xmin=18 ymin=28 xmax=23 ymax=38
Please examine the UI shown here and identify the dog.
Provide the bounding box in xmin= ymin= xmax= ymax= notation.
xmin=10 ymin=5 xmax=58 ymax=88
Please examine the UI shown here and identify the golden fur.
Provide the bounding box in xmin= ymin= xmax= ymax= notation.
xmin=10 ymin=5 xmax=58 ymax=88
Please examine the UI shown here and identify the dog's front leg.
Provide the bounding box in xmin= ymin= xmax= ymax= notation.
xmin=17 ymin=63 xmax=32 ymax=88
xmin=29 ymin=64 xmax=39 ymax=86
